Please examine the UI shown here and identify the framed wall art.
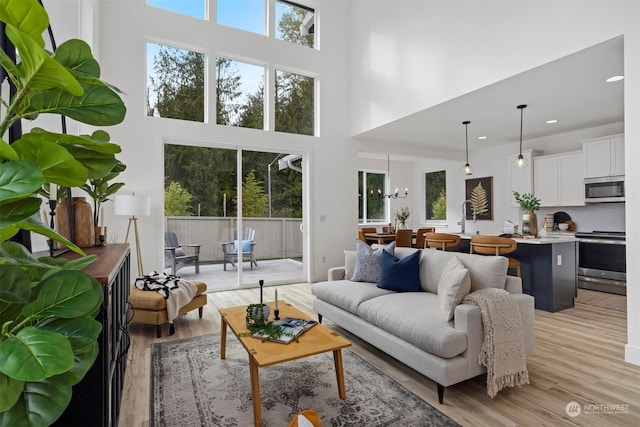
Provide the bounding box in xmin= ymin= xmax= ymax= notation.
xmin=465 ymin=176 xmax=493 ymax=220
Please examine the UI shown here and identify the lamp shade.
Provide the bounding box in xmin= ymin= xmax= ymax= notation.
xmin=114 ymin=194 xmax=151 ymax=216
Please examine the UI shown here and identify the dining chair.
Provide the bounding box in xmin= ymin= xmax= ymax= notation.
xmin=414 ymin=227 xmax=436 ymax=248
xmin=469 ymin=235 xmax=521 ymax=277
xmin=424 ymin=232 xmax=462 ymax=251
xmin=358 ymin=227 xmax=377 ymax=244
xmin=395 ymin=229 xmax=413 ymax=247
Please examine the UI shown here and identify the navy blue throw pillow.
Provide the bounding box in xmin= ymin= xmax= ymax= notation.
xmin=377 ymin=249 xmax=422 ymax=292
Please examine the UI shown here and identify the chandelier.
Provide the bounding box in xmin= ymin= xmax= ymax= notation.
xmin=377 ymin=154 xmax=408 ymax=199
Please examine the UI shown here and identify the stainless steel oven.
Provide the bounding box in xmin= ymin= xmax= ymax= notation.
xmin=575 ymin=231 xmax=626 ymax=295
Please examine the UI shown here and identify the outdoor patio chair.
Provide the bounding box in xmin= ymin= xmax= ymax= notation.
xmin=221 ymin=227 xmax=258 ymax=271
xmin=164 ymin=231 xmax=201 ymax=275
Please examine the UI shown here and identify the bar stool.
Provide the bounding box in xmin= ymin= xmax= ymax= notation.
xmin=414 ymin=227 xmax=436 ymax=248
xmin=469 ymin=235 xmax=521 ymax=277
xmin=395 ymin=229 xmax=413 ymax=247
xmin=424 ymin=232 xmax=461 ymax=251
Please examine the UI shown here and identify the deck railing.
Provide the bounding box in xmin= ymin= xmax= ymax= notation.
xmin=165 ymin=216 xmax=303 ymax=263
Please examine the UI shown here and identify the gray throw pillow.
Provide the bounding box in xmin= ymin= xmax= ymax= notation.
xmin=351 ymin=240 xmax=395 ymax=283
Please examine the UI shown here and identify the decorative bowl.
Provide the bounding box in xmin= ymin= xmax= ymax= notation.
xmin=558 ymin=223 xmax=569 ymax=231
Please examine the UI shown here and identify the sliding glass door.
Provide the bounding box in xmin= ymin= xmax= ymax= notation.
xmin=164 ymin=144 xmax=304 ymax=291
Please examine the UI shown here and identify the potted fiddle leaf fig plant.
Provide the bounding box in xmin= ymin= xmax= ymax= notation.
xmin=0 ymin=0 xmax=126 ymax=425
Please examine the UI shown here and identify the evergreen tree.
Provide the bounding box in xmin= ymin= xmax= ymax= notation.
xmin=432 ymin=192 xmax=447 ymax=220
xmin=148 ymin=46 xmax=204 ymax=122
xmin=165 ymin=181 xmax=194 ymax=216
xmin=235 ymin=170 xmax=268 ymax=217
xmin=216 ymin=57 xmax=242 ymax=125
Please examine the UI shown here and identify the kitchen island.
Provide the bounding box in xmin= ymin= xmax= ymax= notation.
xmin=454 ymin=235 xmax=578 ymax=312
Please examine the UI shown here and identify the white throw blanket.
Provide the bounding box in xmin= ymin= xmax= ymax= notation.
xmin=135 ymin=271 xmax=198 ymax=323
xmin=462 ymin=288 xmax=530 ymax=398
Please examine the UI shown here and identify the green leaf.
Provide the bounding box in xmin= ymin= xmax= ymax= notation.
xmin=0 ymin=375 xmax=72 ymax=427
xmin=6 ymin=24 xmax=82 ymax=95
xmin=25 ymin=76 xmax=125 ymax=126
xmin=67 ymin=341 xmax=99 ymax=386
xmin=62 ymin=145 xmax=116 ymax=180
xmin=0 ymin=139 xmax=19 ymax=161
xmin=0 ymin=197 xmax=41 ymax=228
xmin=0 ymin=159 xmax=44 ymax=204
xmin=38 ymin=317 xmax=102 ymax=353
xmin=0 ymin=372 xmax=24 ymax=412
xmin=22 ymin=270 xmax=102 ymax=320
xmin=0 ymin=0 xmax=48 ymax=47
xmin=16 ymin=216 xmax=85 ymax=256
xmin=12 ymin=137 xmax=88 ymax=186
xmin=26 ymin=128 xmax=121 ymax=154
xmin=0 ymin=264 xmax=31 ymax=304
xmin=33 ymin=254 xmax=97 ymax=273
xmin=0 ymin=327 xmax=74 ymax=381
xmin=0 ymin=225 xmax=18 ymax=242
xmin=54 ymin=39 xmax=100 ymax=78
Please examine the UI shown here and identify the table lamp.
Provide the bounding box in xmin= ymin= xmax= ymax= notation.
xmin=114 ymin=194 xmax=151 ymax=276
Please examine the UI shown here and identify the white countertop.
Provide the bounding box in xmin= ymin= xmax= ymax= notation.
xmin=512 ymin=236 xmax=577 ymax=244
xmin=458 ymin=233 xmax=577 ymax=244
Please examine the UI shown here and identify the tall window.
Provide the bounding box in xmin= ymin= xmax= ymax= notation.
xmin=276 ymin=0 xmax=315 ymax=48
xmin=359 ymin=171 xmax=386 ymax=224
xmin=425 ymin=170 xmax=446 ymax=221
xmin=216 ymin=57 xmax=265 ymax=129
xmin=275 ymin=70 xmax=314 ymax=136
xmin=147 ymin=43 xmax=205 ymax=122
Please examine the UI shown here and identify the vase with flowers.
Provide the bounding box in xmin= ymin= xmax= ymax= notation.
xmin=513 ymin=191 xmax=541 ymax=237
xmin=395 ymin=206 xmax=411 ymax=231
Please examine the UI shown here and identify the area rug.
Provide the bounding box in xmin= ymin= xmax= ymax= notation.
xmin=150 ymin=334 xmax=460 ymax=427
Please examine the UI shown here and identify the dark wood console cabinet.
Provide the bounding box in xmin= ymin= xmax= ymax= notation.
xmin=54 ymin=244 xmax=131 ymax=427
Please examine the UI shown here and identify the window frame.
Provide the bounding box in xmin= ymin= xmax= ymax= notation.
xmin=424 ymin=169 xmax=448 ymax=226
xmin=358 ymin=169 xmax=388 ymax=225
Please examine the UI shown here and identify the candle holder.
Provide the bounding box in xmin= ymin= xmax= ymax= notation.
xmin=47 ymin=199 xmax=56 ymax=257
xmin=273 ymin=309 xmax=280 ymax=320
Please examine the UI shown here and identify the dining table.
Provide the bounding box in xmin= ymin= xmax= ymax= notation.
xmin=364 ymin=232 xmax=417 ymax=245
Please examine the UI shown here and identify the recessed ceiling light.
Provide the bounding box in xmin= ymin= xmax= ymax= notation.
xmin=545 ymin=119 xmax=558 ymax=124
xmin=477 ymin=136 xmax=487 ymax=140
xmin=606 ymin=75 xmax=624 ymax=82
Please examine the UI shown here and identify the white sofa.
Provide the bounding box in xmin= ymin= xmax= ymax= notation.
xmin=311 ymin=246 xmax=535 ymax=403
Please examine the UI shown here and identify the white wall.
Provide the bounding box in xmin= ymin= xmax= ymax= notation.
xmin=349 ymin=0 xmax=640 ymax=366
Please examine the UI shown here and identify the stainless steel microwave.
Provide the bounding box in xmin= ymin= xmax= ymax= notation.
xmin=584 ymin=175 xmax=625 ymax=203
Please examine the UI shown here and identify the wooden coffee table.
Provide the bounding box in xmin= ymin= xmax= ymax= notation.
xmin=219 ymin=301 xmax=351 ymax=427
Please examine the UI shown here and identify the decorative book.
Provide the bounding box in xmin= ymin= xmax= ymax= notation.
xmin=252 ymin=317 xmax=317 ymax=344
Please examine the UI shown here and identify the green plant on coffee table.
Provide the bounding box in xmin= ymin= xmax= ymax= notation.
xmin=513 ymin=191 xmax=541 ymax=211
xmin=241 ymin=304 xmax=296 ymax=342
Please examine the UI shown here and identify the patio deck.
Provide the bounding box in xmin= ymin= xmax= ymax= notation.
xmin=168 ymin=258 xmax=304 ymax=293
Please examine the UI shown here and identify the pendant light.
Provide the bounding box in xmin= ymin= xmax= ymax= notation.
xmin=515 ymin=104 xmax=528 ymax=168
xmin=378 ymin=154 xmax=408 ymax=199
xmin=463 ymin=121 xmax=472 ymax=175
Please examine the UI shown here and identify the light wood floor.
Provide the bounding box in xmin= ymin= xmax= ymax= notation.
xmin=119 ymin=283 xmax=639 ymax=427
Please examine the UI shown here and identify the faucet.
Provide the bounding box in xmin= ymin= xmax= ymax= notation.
xmin=459 ymin=200 xmax=476 ymax=235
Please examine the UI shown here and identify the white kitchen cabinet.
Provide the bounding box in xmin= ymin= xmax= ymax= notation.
xmin=507 ymin=150 xmax=540 ymax=207
xmin=582 ymin=134 xmax=625 ymax=178
xmin=533 ymin=151 xmax=585 ymax=207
